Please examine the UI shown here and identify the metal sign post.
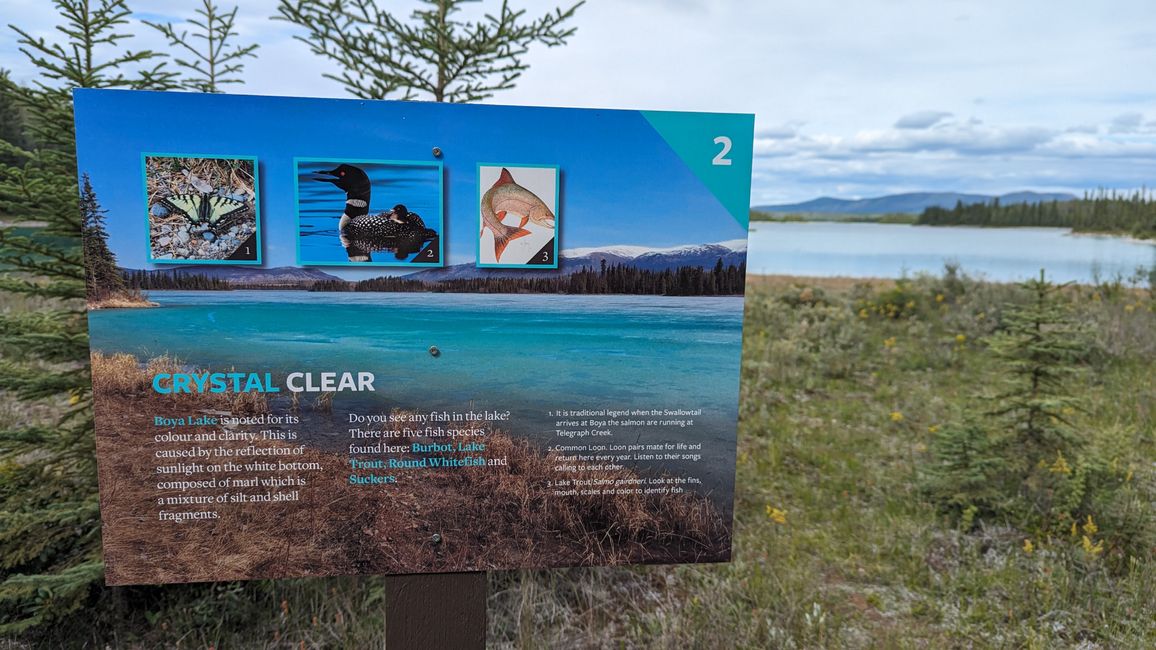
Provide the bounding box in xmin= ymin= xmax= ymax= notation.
xmin=385 ymin=572 xmax=487 ymax=649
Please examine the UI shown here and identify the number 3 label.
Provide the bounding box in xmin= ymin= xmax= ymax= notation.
xmin=712 ymin=136 xmax=733 ymax=166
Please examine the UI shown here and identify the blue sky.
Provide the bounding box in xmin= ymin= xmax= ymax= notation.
xmin=6 ymin=0 xmax=1156 ymax=204
xmin=73 ymin=90 xmax=747 ymax=278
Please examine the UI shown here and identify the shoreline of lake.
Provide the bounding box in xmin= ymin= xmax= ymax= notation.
xmin=746 ymin=221 xmax=1155 ymax=284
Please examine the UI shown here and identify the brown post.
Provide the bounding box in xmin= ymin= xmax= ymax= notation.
xmin=385 ymin=572 xmax=487 ymax=649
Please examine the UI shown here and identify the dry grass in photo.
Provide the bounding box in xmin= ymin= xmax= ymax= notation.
xmin=91 ymin=353 xmax=729 ymax=586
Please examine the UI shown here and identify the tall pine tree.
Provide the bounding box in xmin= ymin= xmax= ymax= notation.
xmin=79 ymin=173 xmax=126 ymax=300
xmin=0 ymin=0 xmax=177 ymax=635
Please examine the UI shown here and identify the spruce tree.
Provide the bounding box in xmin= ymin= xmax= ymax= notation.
xmin=79 ymin=173 xmax=125 ymax=300
xmin=0 ymin=0 xmax=176 ymax=635
xmin=0 ymin=71 xmax=32 ymax=168
xmin=143 ymin=0 xmax=259 ymax=93
xmin=987 ymin=270 xmax=1084 ymax=457
xmin=275 ymin=0 xmax=585 ymax=102
xmin=923 ymin=419 xmax=1008 ymax=522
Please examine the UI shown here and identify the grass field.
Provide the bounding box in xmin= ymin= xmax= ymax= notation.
xmin=749 ymin=210 xmax=918 ymax=224
xmin=10 ymin=271 xmax=1156 ymax=648
xmin=487 ymin=271 xmax=1156 ymax=648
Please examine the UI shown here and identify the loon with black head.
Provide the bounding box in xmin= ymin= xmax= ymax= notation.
xmin=313 ymin=164 xmax=438 ymax=262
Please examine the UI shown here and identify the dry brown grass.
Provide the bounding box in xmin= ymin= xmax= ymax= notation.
xmin=92 ymin=354 xmax=729 ymax=586
xmin=747 ymin=274 xmax=897 ymax=291
xmin=86 ymin=295 xmax=157 ymax=310
xmin=91 ymin=352 xmax=268 ymax=415
xmin=90 ymin=352 xmax=181 ymax=394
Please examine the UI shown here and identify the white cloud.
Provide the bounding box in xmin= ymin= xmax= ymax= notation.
xmin=1 ymin=0 xmax=1154 ymax=203
xmin=1109 ymin=112 xmax=1146 ymax=134
xmin=894 ymin=111 xmax=953 ymax=130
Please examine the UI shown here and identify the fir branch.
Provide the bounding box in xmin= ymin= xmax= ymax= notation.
xmin=0 ymin=276 xmax=85 ymax=300
xmin=143 ymin=0 xmax=258 ymax=93
xmin=275 ymin=0 xmax=584 ymax=102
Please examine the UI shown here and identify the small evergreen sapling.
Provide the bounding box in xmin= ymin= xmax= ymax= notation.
xmin=144 ymin=0 xmax=259 ymax=93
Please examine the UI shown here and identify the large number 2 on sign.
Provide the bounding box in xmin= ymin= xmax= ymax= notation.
xmin=712 ymin=136 xmax=733 ymax=166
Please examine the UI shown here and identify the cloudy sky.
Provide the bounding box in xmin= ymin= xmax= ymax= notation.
xmin=4 ymin=0 xmax=1155 ymax=204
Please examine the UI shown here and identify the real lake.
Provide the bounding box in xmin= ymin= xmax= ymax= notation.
xmin=747 ymin=222 xmax=1156 ymax=284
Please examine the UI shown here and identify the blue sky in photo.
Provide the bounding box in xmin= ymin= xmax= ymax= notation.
xmin=74 ymin=90 xmax=747 ymax=278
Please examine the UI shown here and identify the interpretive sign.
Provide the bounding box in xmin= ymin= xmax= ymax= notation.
xmin=74 ymin=89 xmax=753 ymax=585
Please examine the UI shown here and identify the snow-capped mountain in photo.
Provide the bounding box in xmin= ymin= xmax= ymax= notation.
xmin=404 ymin=239 xmax=748 ymax=281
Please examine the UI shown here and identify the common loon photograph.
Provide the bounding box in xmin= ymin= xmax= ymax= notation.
xmin=295 ymin=158 xmax=443 ymax=266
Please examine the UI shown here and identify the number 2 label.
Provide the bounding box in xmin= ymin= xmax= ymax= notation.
xmin=712 ymin=136 xmax=733 ymax=166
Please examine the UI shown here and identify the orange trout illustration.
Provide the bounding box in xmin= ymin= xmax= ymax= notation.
xmin=480 ymin=168 xmax=555 ymax=262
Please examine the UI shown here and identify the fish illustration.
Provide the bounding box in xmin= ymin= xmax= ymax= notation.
xmin=480 ymin=168 xmax=555 ymax=262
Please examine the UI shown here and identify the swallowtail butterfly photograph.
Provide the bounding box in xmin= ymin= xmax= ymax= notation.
xmin=143 ymin=154 xmax=261 ymax=264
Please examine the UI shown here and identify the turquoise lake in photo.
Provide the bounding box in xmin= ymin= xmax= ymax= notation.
xmin=89 ymin=291 xmax=743 ymax=501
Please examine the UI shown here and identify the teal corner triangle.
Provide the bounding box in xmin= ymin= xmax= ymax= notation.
xmin=641 ymin=110 xmax=754 ymax=230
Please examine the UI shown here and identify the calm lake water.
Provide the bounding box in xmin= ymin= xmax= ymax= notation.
xmin=89 ymin=292 xmax=742 ymax=501
xmin=747 ymin=222 xmax=1156 ymax=283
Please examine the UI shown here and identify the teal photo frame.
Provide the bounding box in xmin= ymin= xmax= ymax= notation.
xmin=476 ymin=163 xmax=560 ymax=269
xmin=294 ymin=157 xmax=445 ymax=268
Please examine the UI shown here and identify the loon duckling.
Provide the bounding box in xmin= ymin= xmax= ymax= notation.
xmin=313 ymin=164 xmax=437 ymax=261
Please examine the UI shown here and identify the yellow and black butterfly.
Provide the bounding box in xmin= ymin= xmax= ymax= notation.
xmin=159 ymin=193 xmax=248 ymax=230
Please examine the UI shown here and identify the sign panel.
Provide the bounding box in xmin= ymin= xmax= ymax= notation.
xmin=74 ymin=89 xmax=753 ymax=585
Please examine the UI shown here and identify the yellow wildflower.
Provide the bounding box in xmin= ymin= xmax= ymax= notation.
xmin=1049 ymin=451 xmax=1072 ymax=475
xmin=859 ymin=308 xmax=869 ymax=319
xmin=1125 ymin=468 xmax=1134 ymax=482
xmin=1082 ymin=515 xmax=1098 ymax=537
xmin=890 ymin=411 xmax=904 ymax=423
xmin=954 ymin=334 xmax=967 ymax=344
xmin=905 ymin=300 xmax=916 ymax=309
xmin=977 ymin=311 xmax=986 ymax=321
xmin=1070 ymin=521 xmax=1078 ymax=537
xmin=935 ymin=294 xmax=945 ymax=303
xmin=928 ymin=424 xmax=940 ymax=434
xmin=765 ymin=505 xmax=788 ymax=525
xmin=1022 ymin=539 xmax=1034 ymax=554
xmin=1125 ymin=303 xmax=1136 ymax=313
xmin=68 ymin=393 xmax=81 ymax=405
xmin=1081 ymin=535 xmax=1103 ymax=556
xmin=883 ymin=336 xmax=897 ymax=348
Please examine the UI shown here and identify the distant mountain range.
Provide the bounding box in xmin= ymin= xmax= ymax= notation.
xmin=120 ymin=241 xmax=748 ymax=287
xmin=755 ymin=191 xmax=1077 ymax=215
xmin=123 ymin=265 xmax=342 ymax=285
xmin=403 ymin=240 xmax=748 ymax=282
